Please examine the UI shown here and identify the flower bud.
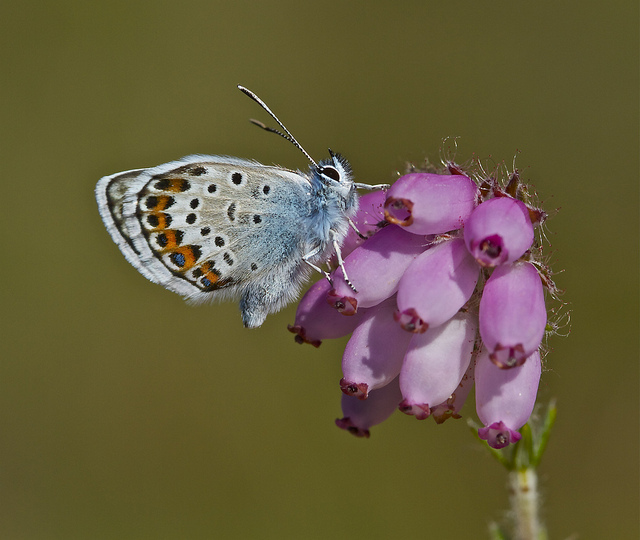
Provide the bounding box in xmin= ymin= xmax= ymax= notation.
xmin=341 ymin=297 xmax=412 ymax=400
xmin=479 ymin=262 xmax=546 ymax=368
xmin=399 ymin=312 xmax=477 ymax=419
xmin=337 ymin=190 xmax=386 ymax=258
xmin=475 ymin=348 xmax=542 ymax=449
xmin=396 ymin=238 xmax=479 ymax=333
xmin=384 ymin=173 xmax=478 ymax=234
xmin=335 ymin=377 xmax=402 ymax=438
xmin=430 ymin=359 xmax=475 ymax=424
xmin=288 ymin=279 xmax=365 ymax=347
xmin=328 ymin=225 xmax=429 ymax=314
xmin=463 ymin=196 xmax=534 ymax=267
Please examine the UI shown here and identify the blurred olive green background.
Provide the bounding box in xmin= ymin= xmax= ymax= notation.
xmin=2 ymin=1 xmax=638 ymax=538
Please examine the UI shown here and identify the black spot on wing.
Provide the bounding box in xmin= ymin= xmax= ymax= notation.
xmin=227 ymin=203 xmax=236 ymax=221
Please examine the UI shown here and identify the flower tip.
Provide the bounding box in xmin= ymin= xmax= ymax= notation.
xmin=383 ymin=197 xmax=414 ymax=226
xmin=398 ymin=399 xmax=431 ymax=420
xmin=470 ymin=235 xmax=508 ymax=267
xmin=327 ymin=289 xmax=358 ymax=315
xmin=393 ymin=308 xmax=429 ymax=333
xmin=287 ymin=324 xmax=322 ymax=347
xmin=528 ymin=206 xmax=547 ymax=226
xmin=335 ymin=417 xmax=371 ymax=438
xmin=489 ymin=344 xmax=527 ymax=369
xmin=340 ymin=378 xmax=369 ymax=400
xmin=478 ymin=421 xmax=522 ymax=449
xmin=430 ymin=405 xmax=461 ymax=424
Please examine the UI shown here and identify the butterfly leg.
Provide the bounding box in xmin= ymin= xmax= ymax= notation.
xmin=302 ymin=246 xmax=334 ymax=286
xmin=354 ymin=182 xmax=390 ymax=191
xmin=330 ymin=231 xmax=357 ymax=293
xmin=348 ymin=217 xmax=368 ymax=240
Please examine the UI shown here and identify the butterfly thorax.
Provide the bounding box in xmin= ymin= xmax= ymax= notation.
xmin=303 ymin=155 xmax=359 ymax=261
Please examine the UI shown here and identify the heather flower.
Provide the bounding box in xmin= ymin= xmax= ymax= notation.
xmin=288 ymin=279 xmax=365 ymax=347
xmin=340 ymin=297 xmax=413 ymax=399
xmin=395 ymin=238 xmax=479 ymax=333
xmin=384 ymin=172 xmax=479 ymax=234
xmin=327 ymin=225 xmax=428 ymax=315
xmin=399 ymin=311 xmax=477 ymax=419
xmin=335 ymin=377 xmax=402 ymax=438
xmin=337 ymin=190 xmax=387 ymax=258
xmin=479 ymin=261 xmax=547 ymax=368
xmin=288 ymin=155 xmax=559 ymax=453
xmin=464 ymin=196 xmax=534 ymax=267
xmin=429 ymin=359 xmax=475 ymax=424
xmin=475 ymin=348 xmax=542 ymax=449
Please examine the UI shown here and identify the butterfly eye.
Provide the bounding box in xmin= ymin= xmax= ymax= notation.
xmin=320 ymin=166 xmax=340 ymax=182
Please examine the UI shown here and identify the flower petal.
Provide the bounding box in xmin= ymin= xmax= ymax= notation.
xmin=341 ymin=297 xmax=413 ymax=399
xmin=328 ymin=225 xmax=430 ymax=314
xmin=463 ymin=196 xmax=534 ymax=267
xmin=475 ymin=347 xmax=542 ymax=448
xmin=479 ymin=262 xmax=546 ymax=368
xmin=335 ymin=377 xmax=402 ymax=438
xmin=288 ymin=279 xmax=365 ymax=346
xmin=399 ymin=312 xmax=477 ymax=419
xmin=384 ymin=173 xmax=478 ymax=234
xmin=396 ymin=238 xmax=479 ymax=333
xmin=430 ymin=358 xmax=475 ymax=424
xmin=337 ymin=190 xmax=387 ymax=259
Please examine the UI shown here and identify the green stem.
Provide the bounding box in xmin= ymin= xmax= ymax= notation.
xmin=508 ymin=467 xmax=547 ymax=540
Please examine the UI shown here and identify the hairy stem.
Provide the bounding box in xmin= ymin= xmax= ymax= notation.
xmin=508 ymin=468 xmax=546 ymax=540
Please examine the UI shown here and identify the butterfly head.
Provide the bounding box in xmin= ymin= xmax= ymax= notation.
xmin=316 ymin=149 xmax=354 ymax=196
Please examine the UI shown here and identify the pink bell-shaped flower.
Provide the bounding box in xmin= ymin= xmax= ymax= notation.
xmin=463 ymin=196 xmax=534 ymax=267
xmin=475 ymin=347 xmax=542 ymax=449
xmin=327 ymin=225 xmax=429 ymax=315
xmin=337 ymin=190 xmax=386 ymax=259
xmin=340 ymin=297 xmax=412 ymax=400
xmin=398 ymin=312 xmax=477 ymax=419
xmin=430 ymin=359 xmax=475 ymax=424
xmin=335 ymin=377 xmax=402 ymax=438
xmin=395 ymin=238 xmax=479 ymax=333
xmin=384 ymin=173 xmax=479 ymax=234
xmin=479 ymin=261 xmax=547 ymax=368
xmin=288 ymin=279 xmax=365 ymax=347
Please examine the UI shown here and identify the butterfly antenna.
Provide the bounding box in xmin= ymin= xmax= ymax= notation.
xmin=248 ymin=119 xmax=293 ymax=144
xmin=238 ymin=85 xmax=318 ymax=168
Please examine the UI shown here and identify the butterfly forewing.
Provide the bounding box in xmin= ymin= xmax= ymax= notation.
xmin=100 ymin=156 xmax=313 ymax=301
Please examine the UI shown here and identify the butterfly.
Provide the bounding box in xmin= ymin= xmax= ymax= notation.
xmin=95 ymin=86 xmax=387 ymax=328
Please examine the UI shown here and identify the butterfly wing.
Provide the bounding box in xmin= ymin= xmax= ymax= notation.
xmin=96 ymin=155 xmax=312 ymax=306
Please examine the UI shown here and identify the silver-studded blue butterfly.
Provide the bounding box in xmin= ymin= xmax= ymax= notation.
xmin=95 ymin=86 xmax=387 ymax=328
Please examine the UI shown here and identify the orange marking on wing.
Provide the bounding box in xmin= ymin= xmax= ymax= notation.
xmin=163 ymin=178 xmax=190 ymax=192
xmin=159 ymin=230 xmax=180 ymax=250
xmin=203 ymin=271 xmax=219 ymax=285
xmin=155 ymin=195 xmax=174 ymax=210
xmin=171 ymin=246 xmax=199 ymax=270
xmin=152 ymin=212 xmax=171 ymax=230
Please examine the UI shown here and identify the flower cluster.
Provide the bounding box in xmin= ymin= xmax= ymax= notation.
xmin=288 ymin=159 xmax=556 ymax=449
